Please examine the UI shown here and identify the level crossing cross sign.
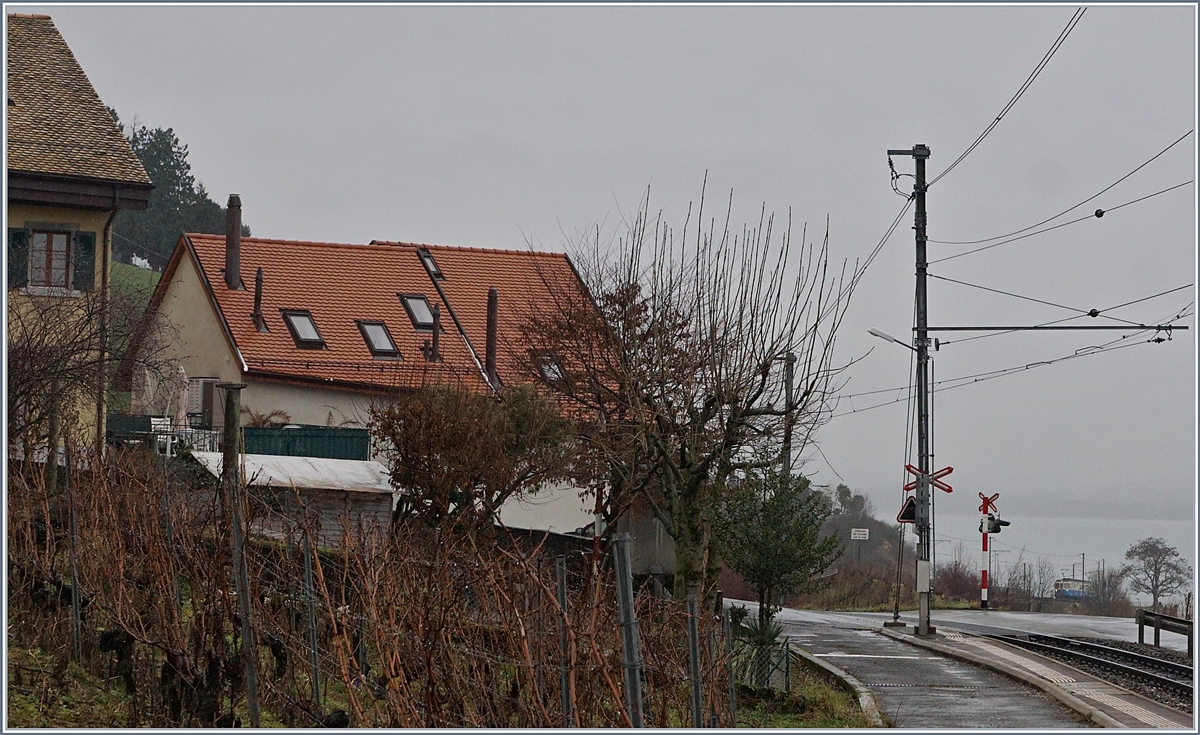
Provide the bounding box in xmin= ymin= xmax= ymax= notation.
xmin=979 ymin=492 xmax=999 ymax=514
xmin=903 ymin=464 xmax=954 ymax=493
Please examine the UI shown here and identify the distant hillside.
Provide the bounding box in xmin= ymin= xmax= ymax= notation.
xmin=110 ymin=260 xmax=161 ymax=304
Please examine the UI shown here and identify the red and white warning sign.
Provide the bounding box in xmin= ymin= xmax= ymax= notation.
xmin=978 ymin=492 xmax=999 ymax=515
xmin=903 ymin=464 xmax=954 ymax=493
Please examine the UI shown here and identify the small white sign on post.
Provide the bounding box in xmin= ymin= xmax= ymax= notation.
xmin=850 ymin=528 xmax=869 ymax=541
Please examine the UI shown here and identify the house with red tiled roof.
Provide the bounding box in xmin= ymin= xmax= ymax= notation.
xmin=130 ymin=202 xmax=677 ymax=571
xmin=131 ymin=200 xmax=588 ymax=434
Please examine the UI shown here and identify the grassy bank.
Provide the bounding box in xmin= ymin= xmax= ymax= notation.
xmin=736 ymin=664 xmax=877 ymax=728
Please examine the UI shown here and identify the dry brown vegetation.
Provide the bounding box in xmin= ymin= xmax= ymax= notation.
xmin=7 ymin=445 xmax=738 ymax=728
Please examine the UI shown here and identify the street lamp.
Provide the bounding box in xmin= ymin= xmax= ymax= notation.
xmin=868 ymin=328 xmax=916 ymax=351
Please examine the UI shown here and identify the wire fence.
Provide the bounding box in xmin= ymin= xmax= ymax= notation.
xmin=7 ymin=445 xmax=743 ymax=728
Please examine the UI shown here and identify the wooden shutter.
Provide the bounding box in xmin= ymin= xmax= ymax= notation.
xmin=7 ymin=228 xmax=29 ymax=289
xmin=73 ymin=231 xmax=96 ymax=291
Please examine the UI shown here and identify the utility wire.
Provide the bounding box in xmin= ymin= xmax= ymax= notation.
xmin=847 ymin=281 xmax=1193 ymax=373
xmin=935 ymin=532 xmax=1086 ymax=560
xmin=112 ymin=231 xmax=170 ymax=266
xmin=832 ymin=320 xmax=1185 ymax=418
xmin=935 ymin=284 xmax=1193 ymax=347
xmin=1105 ymin=284 xmax=1194 ymax=312
xmin=853 ymin=198 xmax=914 ymax=291
xmin=930 ymin=130 xmax=1194 ymax=245
xmin=929 ymin=273 xmax=1147 ymax=327
xmin=927 ymin=7 xmax=1086 ymax=188
xmin=930 ymin=180 xmax=1193 ymax=265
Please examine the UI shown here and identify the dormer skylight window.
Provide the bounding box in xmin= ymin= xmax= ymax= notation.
xmin=418 ymin=248 xmax=444 ymax=280
xmin=282 ymin=310 xmax=325 ymax=349
xmin=399 ymin=294 xmax=437 ymax=331
xmin=535 ymin=352 xmax=565 ymax=383
xmin=357 ymin=320 xmax=400 ymax=358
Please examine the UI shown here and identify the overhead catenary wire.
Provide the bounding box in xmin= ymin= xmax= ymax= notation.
xmin=832 ymin=314 xmax=1188 ymax=418
xmin=930 ymin=130 xmax=1194 ymax=245
xmin=935 ymin=531 xmax=1092 ymax=561
xmin=931 ymin=282 xmax=1193 ymax=347
xmin=928 ymin=273 xmax=1158 ymax=327
xmin=929 ymin=180 xmax=1194 ymax=265
xmin=927 ymin=7 xmax=1086 ymax=189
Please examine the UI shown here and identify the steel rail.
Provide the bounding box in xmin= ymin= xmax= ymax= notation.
xmin=989 ymin=634 xmax=1193 ymax=699
xmin=1027 ymin=633 xmax=1193 ymax=680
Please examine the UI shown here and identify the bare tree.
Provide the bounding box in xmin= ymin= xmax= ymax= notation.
xmin=520 ymin=184 xmax=863 ymax=599
xmin=8 ymin=280 xmax=173 ymax=456
xmin=933 ymin=543 xmax=978 ymax=601
xmin=1122 ymin=537 xmax=1193 ymax=612
xmin=1001 ymin=549 xmax=1028 ymax=609
xmin=1086 ymin=567 xmax=1130 ymax=617
xmin=1032 ymin=557 xmax=1058 ymax=610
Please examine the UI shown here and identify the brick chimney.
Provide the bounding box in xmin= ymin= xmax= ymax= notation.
xmin=225 ymin=194 xmax=242 ymax=290
xmin=485 ymin=287 xmax=499 ymax=387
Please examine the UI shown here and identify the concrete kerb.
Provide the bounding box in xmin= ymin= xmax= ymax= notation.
xmin=790 ymin=645 xmax=886 ymax=727
xmin=877 ymin=626 xmax=1126 ymax=729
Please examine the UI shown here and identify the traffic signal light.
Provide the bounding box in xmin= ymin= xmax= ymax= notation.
xmin=979 ymin=513 xmax=1010 ymax=534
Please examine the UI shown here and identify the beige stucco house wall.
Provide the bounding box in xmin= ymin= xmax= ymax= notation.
xmin=141 ymin=248 xmax=380 ymax=430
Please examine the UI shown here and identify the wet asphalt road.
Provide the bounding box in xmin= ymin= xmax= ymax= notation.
xmin=729 ymin=605 xmax=1099 ymax=730
xmin=764 ymin=607 xmax=1092 ymax=728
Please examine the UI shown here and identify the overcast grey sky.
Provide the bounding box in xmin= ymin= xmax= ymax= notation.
xmin=17 ymin=3 xmax=1196 ymax=576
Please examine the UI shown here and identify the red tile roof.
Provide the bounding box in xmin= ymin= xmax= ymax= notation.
xmin=372 ymin=240 xmax=586 ymax=386
xmin=168 ymin=234 xmax=587 ymax=394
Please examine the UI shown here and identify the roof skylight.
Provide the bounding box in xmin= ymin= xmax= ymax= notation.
xmin=418 ymin=248 xmax=444 ymax=279
xmin=358 ymin=321 xmax=400 ymax=358
xmin=282 ymin=310 xmax=325 ymax=349
xmin=400 ymin=294 xmax=437 ymax=330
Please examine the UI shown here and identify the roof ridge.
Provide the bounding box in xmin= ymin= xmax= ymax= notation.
xmin=187 ymin=234 xmax=371 ymax=250
xmin=373 ymin=240 xmax=569 ymax=260
xmin=7 ymin=13 xmax=53 ymax=20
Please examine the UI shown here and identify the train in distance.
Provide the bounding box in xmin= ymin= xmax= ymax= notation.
xmin=1053 ymin=578 xmax=1092 ymax=601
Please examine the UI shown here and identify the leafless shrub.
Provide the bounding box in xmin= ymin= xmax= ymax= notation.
xmin=8 ymin=447 xmax=735 ymax=728
xmin=517 ymin=185 xmax=864 ymax=598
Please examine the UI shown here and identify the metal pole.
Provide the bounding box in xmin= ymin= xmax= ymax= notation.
xmin=724 ymin=614 xmax=737 ymax=725
xmin=980 ymin=528 xmax=989 ymax=609
xmin=912 ymin=144 xmax=932 ymax=636
xmin=556 ymin=556 xmax=572 ymax=728
xmin=219 ymin=383 xmax=260 ymax=727
xmin=612 ymin=534 xmax=644 ymax=727
xmin=304 ymin=528 xmax=321 ymax=708
xmin=67 ymin=443 xmax=81 ymax=663
xmin=687 ymin=590 xmax=703 ymax=728
xmin=888 ymin=144 xmax=933 ymax=634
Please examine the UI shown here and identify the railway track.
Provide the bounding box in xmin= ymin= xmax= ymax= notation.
xmin=990 ymin=632 xmax=1193 ymax=707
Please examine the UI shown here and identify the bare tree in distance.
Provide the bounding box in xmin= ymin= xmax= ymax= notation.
xmin=1122 ymin=537 xmax=1193 ymax=612
xmin=1032 ymin=557 xmax=1058 ymax=610
xmin=519 ymin=182 xmax=864 ymax=600
xmin=1086 ymin=566 xmax=1131 ymax=617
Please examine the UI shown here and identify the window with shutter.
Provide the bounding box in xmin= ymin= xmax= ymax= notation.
xmin=11 ymin=228 xmax=97 ymax=293
xmin=73 ymin=232 xmax=96 ymax=291
xmin=7 ymin=228 xmax=29 ymax=289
